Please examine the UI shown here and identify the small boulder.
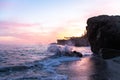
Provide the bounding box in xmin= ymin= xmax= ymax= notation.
xmin=72 ymin=51 xmax=83 ymax=57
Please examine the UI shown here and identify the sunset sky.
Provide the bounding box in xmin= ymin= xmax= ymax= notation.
xmin=0 ymin=0 xmax=120 ymax=45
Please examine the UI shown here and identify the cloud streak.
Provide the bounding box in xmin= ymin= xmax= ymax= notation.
xmin=0 ymin=21 xmax=40 ymax=27
xmin=0 ymin=21 xmax=58 ymax=44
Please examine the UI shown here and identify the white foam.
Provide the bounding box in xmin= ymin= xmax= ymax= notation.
xmin=40 ymin=57 xmax=80 ymax=67
xmin=38 ymin=56 xmax=80 ymax=79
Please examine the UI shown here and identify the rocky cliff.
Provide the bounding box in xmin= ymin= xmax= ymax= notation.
xmin=86 ymin=15 xmax=120 ymax=58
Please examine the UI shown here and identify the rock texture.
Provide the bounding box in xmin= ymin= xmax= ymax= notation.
xmin=86 ymin=15 xmax=120 ymax=58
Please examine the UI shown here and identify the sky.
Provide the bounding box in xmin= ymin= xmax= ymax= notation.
xmin=0 ymin=0 xmax=120 ymax=45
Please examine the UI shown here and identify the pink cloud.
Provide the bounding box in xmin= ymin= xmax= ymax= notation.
xmin=0 ymin=21 xmax=57 ymax=44
xmin=0 ymin=21 xmax=40 ymax=27
xmin=0 ymin=32 xmax=57 ymax=45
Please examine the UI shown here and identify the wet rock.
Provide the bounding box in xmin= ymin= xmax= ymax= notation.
xmin=99 ymin=48 xmax=120 ymax=59
xmin=71 ymin=51 xmax=83 ymax=57
xmin=55 ymin=50 xmax=83 ymax=57
xmin=86 ymin=15 xmax=120 ymax=58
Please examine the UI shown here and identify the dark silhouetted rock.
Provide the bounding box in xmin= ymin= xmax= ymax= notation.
xmin=86 ymin=15 xmax=120 ymax=59
xmin=62 ymin=50 xmax=83 ymax=57
xmin=99 ymin=48 xmax=120 ymax=59
xmin=72 ymin=51 xmax=83 ymax=57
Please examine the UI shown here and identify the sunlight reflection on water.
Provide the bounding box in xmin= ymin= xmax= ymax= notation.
xmin=57 ymin=56 xmax=109 ymax=80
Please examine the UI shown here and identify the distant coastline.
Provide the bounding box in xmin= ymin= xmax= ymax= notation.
xmin=57 ymin=34 xmax=89 ymax=47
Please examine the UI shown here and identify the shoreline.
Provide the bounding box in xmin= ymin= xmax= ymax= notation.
xmin=56 ymin=56 xmax=120 ymax=80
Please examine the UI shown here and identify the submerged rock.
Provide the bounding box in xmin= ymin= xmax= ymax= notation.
xmin=86 ymin=15 xmax=120 ymax=59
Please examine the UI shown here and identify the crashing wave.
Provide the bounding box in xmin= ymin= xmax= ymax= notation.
xmin=47 ymin=44 xmax=83 ymax=57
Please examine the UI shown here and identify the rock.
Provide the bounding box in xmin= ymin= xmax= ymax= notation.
xmin=71 ymin=51 xmax=83 ymax=57
xmin=99 ymin=48 xmax=120 ymax=59
xmin=86 ymin=15 xmax=120 ymax=58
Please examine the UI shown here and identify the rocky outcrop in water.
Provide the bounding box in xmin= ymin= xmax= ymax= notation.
xmin=86 ymin=15 xmax=120 ymax=59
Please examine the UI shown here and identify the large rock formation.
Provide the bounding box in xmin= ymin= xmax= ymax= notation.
xmin=86 ymin=15 xmax=120 ymax=58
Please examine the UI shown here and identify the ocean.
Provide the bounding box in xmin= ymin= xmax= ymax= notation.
xmin=0 ymin=44 xmax=119 ymax=80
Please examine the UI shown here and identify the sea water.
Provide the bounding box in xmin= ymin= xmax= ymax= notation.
xmin=0 ymin=44 xmax=91 ymax=80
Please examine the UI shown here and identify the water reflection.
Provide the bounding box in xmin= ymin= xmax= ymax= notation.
xmin=88 ymin=57 xmax=109 ymax=80
xmin=57 ymin=56 xmax=109 ymax=80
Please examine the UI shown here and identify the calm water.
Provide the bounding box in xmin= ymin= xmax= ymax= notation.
xmin=0 ymin=44 xmax=113 ymax=80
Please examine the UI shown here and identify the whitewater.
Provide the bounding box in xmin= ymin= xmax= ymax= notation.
xmin=0 ymin=44 xmax=120 ymax=80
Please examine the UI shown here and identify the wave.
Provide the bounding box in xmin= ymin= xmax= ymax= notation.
xmin=0 ymin=44 xmax=91 ymax=80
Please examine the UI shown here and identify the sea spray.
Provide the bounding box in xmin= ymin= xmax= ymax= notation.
xmin=47 ymin=44 xmax=73 ymax=56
